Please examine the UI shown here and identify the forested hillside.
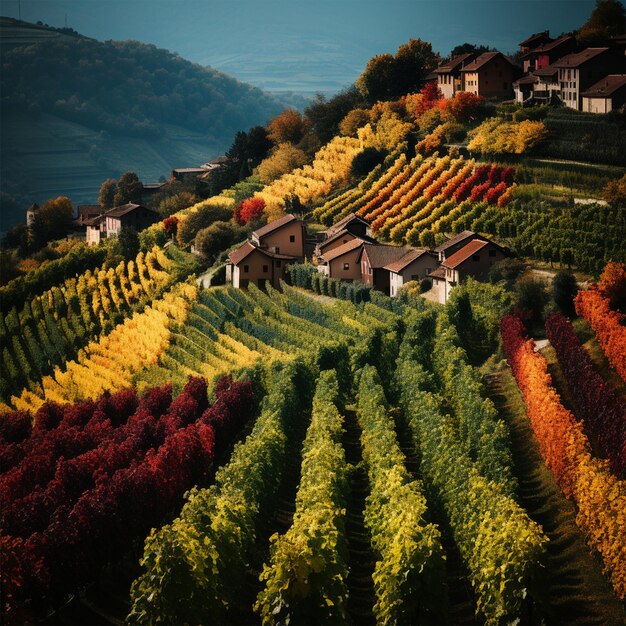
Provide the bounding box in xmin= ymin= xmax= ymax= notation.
xmin=0 ymin=18 xmax=293 ymax=230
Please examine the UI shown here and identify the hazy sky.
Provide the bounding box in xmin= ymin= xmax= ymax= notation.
xmin=1 ymin=0 xmax=597 ymax=94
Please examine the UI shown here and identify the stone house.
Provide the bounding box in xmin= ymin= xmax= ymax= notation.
xmin=85 ymin=203 xmax=159 ymax=245
xmin=435 ymin=53 xmax=478 ymax=99
xmin=581 ymin=74 xmax=626 ymax=113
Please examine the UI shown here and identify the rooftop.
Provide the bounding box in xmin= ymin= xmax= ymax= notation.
xmin=443 ymin=239 xmax=491 ymax=269
xmin=434 ymin=230 xmax=480 ymax=253
xmin=383 ymin=249 xmax=433 ymax=273
xmin=533 ymin=63 xmax=559 ymax=78
xmin=321 ymin=238 xmax=364 ymax=262
xmin=581 ymin=74 xmax=626 ymax=98
xmin=360 ymin=243 xmax=412 ymax=269
xmin=228 ymin=241 xmax=296 ymax=265
xmin=553 ymin=48 xmax=609 ymax=68
xmin=252 ymin=214 xmax=298 ymax=240
xmin=460 ymin=51 xmax=516 ymax=72
xmin=318 ymin=229 xmax=376 ymax=252
xmin=104 ymin=203 xmax=157 ymax=219
xmin=519 ymin=31 xmax=551 ymax=48
xmin=326 ymin=212 xmax=369 ymax=237
xmin=522 ymin=35 xmax=575 ymax=57
xmin=435 ymin=53 xmax=477 ymax=74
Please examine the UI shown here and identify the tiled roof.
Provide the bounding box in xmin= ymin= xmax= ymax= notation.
xmin=383 ymin=249 xmax=433 ymax=273
xmin=428 ymin=266 xmax=446 ymax=280
xmin=77 ymin=204 xmax=101 ymax=217
xmin=252 ymin=214 xmax=298 ymax=240
xmin=460 ymin=51 xmax=517 ymax=72
xmin=525 ymin=35 xmax=575 ymax=56
xmin=104 ymin=203 xmax=156 ymax=218
xmin=581 ymin=74 xmax=626 ymax=98
xmin=435 ymin=53 xmax=476 ymax=74
xmin=326 ymin=212 xmax=369 ymax=237
xmin=442 ymin=239 xmax=490 ymax=269
xmin=360 ymin=243 xmax=412 ymax=269
xmin=318 ymin=229 xmax=376 ymax=252
xmin=173 ymin=167 xmax=209 ymax=174
xmin=514 ymin=74 xmax=538 ymax=86
xmin=533 ymin=64 xmax=558 ymax=77
xmin=519 ymin=31 xmax=551 ymax=47
xmin=434 ymin=230 xmax=479 ymax=252
xmin=321 ymin=238 xmax=364 ymax=263
xmin=553 ymin=48 xmax=608 ymax=68
xmin=228 ymin=241 xmax=295 ymax=266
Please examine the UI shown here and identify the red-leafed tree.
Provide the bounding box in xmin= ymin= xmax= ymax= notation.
xmin=234 ymin=197 xmax=266 ymax=225
xmin=162 ymin=216 xmax=179 ymax=238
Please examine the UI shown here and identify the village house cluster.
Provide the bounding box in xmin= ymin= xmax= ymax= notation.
xmin=226 ymin=213 xmax=510 ymax=303
xmin=434 ymin=31 xmax=625 ymax=111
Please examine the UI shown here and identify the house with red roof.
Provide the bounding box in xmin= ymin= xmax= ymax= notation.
xmin=428 ymin=237 xmax=510 ymax=304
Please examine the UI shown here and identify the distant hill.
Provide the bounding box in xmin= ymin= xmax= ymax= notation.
xmin=0 ymin=17 xmax=294 ymax=234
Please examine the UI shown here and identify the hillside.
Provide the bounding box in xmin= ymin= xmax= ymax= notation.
xmin=0 ymin=18 xmax=291 ymax=233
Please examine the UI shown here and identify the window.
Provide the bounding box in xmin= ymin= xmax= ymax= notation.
xmin=289 ymin=235 xmax=295 ymax=243
xmin=472 ymin=254 xmax=480 ymax=261
xmin=489 ymin=249 xmax=496 ymax=257
xmin=275 ymin=247 xmax=280 ymax=254
xmin=262 ymin=264 xmax=269 ymax=272
xmin=343 ymin=263 xmax=350 ymax=271
xmin=243 ymin=265 xmax=249 ymax=273
xmin=276 ymin=260 xmax=282 ymax=267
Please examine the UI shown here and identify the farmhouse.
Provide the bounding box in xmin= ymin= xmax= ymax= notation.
xmin=359 ymin=243 xmax=413 ymax=295
xmin=518 ymin=30 xmax=553 ymax=57
xmin=460 ymin=52 xmax=520 ymax=100
xmin=429 ymin=237 xmax=510 ymax=304
xmin=226 ymin=241 xmax=294 ymax=289
xmin=384 ymin=248 xmax=438 ymax=297
xmin=318 ymin=238 xmax=365 ymax=282
xmin=433 ymin=230 xmax=487 ymax=262
xmin=226 ymin=214 xmax=305 ymax=289
xmin=85 ymin=203 xmax=160 ymax=245
xmin=581 ymin=74 xmax=626 ymax=114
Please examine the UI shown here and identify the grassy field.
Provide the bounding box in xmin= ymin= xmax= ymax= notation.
xmin=0 ymin=111 xmax=226 ymax=235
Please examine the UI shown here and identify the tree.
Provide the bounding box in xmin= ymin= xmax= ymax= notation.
xmin=98 ymin=178 xmax=117 ymax=209
xmin=602 ymin=174 xmax=626 ymax=208
xmin=2 ymin=224 xmax=30 ymax=256
xmin=113 ymin=171 xmax=142 ymax=206
xmin=267 ymin=109 xmax=309 ymax=145
xmin=246 ymin=126 xmax=273 ymax=166
xmin=256 ymin=143 xmax=309 ymax=184
xmin=351 ymin=147 xmax=387 ymax=176
xmin=578 ymin=0 xmax=625 ymax=44
xmin=157 ymin=192 xmax=199 ymax=217
xmin=233 ymin=198 xmax=266 ymax=225
xmin=304 ymin=86 xmax=364 ymax=144
xmin=117 ymin=226 xmax=140 ymax=261
xmin=489 ymin=258 xmax=527 ymax=288
xmin=552 ymin=270 xmax=579 ymax=317
xmin=194 ymin=221 xmax=244 ymax=263
xmin=339 ymin=108 xmax=371 ymax=137
xmin=514 ymin=275 xmax=549 ymax=326
xmin=449 ymin=43 xmax=493 ymax=58
xmin=439 ymin=92 xmax=486 ymax=124
xmin=162 ymin=216 xmax=179 ymax=238
xmin=176 ymin=203 xmax=233 ymax=246
xmin=598 ymin=261 xmax=626 ymax=308
xmin=356 ymin=38 xmax=439 ymax=104
xmin=30 ymin=196 xmax=74 ymax=249
xmin=0 ymin=249 xmax=21 ymax=285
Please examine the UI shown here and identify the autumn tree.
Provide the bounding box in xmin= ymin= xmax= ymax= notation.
xmin=356 ymin=38 xmax=439 ymax=103
xmin=602 ymin=174 xmax=626 ymax=207
xmin=578 ymin=0 xmax=625 ymax=45
xmin=194 ymin=221 xmax=244 ymax=263
xmin=267 ymin=109 xmax=309 ymax=145
xmin=113 ymin=171 xmax=143 ymax=206
xmin=305 ymin=87 xmax=364 ymax=144
xmin=98 ymin=178 xmax=117 ymax=209
xmin=598 ymin=261 xmax=626 ymax=308
xmin=31 ymin=196 xmax=74 ymax=249
xmin=339 ymin=108 xmax=372 ymax=137
xmin=256 ymin=143 xmax=309 ymax=184
xmin=162 ymin=216 xmax=179 ymax=238
xmin=234 ymin=197 xmax=266 ymax=225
